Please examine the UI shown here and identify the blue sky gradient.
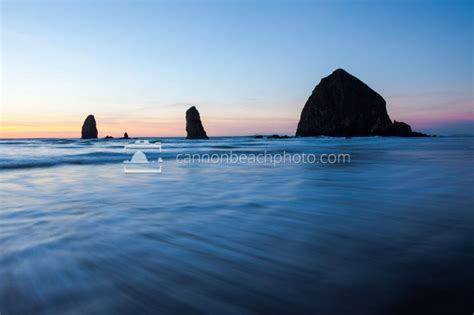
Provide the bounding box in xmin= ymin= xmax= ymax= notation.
xmin=1 ymin=0 xmax=473 ymax=137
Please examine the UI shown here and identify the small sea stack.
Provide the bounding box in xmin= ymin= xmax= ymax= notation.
xmin=296 ymin=69 xmax=426 ymax=137
xmin=267 ymin=135 xmax=290 ymax=139
xmin=122 ymin=132 xmax=129 ymax=139
xmin=81 ymin=114 xmax=98 ymax=139
xmin=186 ymin=106 xmax=209 ymax=139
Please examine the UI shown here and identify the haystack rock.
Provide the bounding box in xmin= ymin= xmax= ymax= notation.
xmin=81 ymin=114 xmax=98 ymax=139
xmin=123 ymin=132 xmax=129 ymax=139
xmin=296 ymin=69 xmax=426 ymax=137
xmin=186 ymin=106 xmax=209 ymax=139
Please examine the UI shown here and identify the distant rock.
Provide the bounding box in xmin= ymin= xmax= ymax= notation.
xmin=122 ymin=132 xmax=129 ymax=139
xmin=296 ymin=69 xmax=427 ymax=137
xmin=104 ymin=135 xmax=114 ymax=139
xmin=267 ymin=134 xmax=290 ymax=139
xmin=254 ymin=135 xmax=264 ymax=139
xmin=81 ymin=115 xmax=98 ymax=139
xmin=186 ymin=106 xmax=209 ymax=139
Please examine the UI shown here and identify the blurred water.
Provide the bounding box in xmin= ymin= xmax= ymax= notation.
xmin=0 ymin=136 xmax=473 ymax=314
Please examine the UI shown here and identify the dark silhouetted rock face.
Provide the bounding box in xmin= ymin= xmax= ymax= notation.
xmin=123 ymin=132 xmax=129 ymax=139
xmin=378 ymin=121 xmax=411 ymax=136
xmin=377 ymin=121 xmax=427 ymax=137
xmin=186 ymin=106 xmax=208 ymax=139
xmin=81 ymin=115 xmax=98 ymax=139
xmin=296 ymin=69 xmax=426 ymax=137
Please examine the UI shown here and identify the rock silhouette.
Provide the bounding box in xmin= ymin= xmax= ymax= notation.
xmin=186 ymin=106 xmax=209 ymax=139
xmin=296 ymin=69 xmax=426 ymax=137
xmin=123 ymin=132 xmax=129 ymax=139
xmin=81 ymin=115 xmax=98 ymax=139
xmin=379 ymin=121 xmax=428 ymax=137
xmin=267 ymin=135 xmax=290 ymax=139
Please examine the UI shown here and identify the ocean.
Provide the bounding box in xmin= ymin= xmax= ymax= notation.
xmin=0 ymin=136 xmax=473 ymax=314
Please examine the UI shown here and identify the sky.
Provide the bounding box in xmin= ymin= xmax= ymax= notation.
xmin=1 ymin=0 xmax=473 ymax=138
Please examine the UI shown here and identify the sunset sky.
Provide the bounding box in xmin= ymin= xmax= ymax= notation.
xmin=1 ymin=0 xmax=473 ymax=138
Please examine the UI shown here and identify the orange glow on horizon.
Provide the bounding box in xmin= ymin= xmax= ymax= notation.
xmin=0 ymin=121 xmax=185 ymax=139
xmin=1 ymin=113 xmax=472 ymax=139
xmin=0 ymin=117 xmax=300 ymax=138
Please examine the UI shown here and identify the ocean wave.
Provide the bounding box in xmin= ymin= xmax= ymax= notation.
xmin=0 ymin=137 xmax=469 ymax=171
xmin=0 ymin=152 xmax=126 ymax=170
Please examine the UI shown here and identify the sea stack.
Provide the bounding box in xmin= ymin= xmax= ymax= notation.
xmin=296 ymin=69 xmax=426 ymax=137
xmin=81 ymin=114 xmax=98 ymax=139
xmin=186 ymin=106 xmax=209 ymax=139
xmin=123 ymin=132 xmax=129 ymax=139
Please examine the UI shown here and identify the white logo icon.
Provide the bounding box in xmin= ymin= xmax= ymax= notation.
xmin=123 ymin=140 xmax=162 ymax=173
